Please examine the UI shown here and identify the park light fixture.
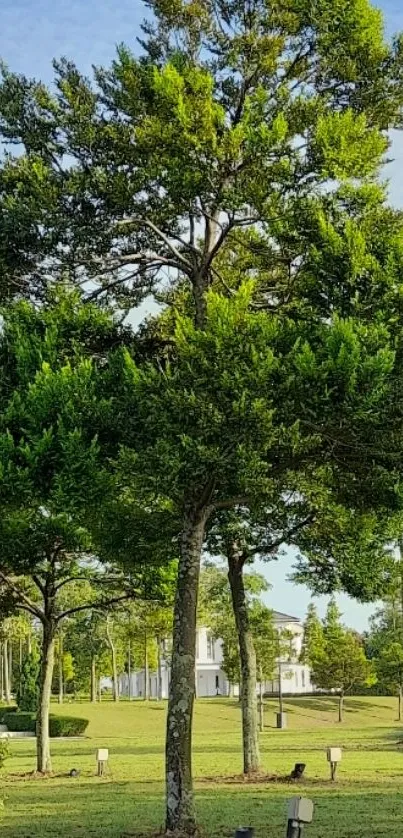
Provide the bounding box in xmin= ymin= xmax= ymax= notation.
xmin=326 ymin=747 xmax=342 ymax=781
xmin=96 ymin=747 xmax=109 ymax=776
xmin=286 ymin=796 xmax=314 ymax=838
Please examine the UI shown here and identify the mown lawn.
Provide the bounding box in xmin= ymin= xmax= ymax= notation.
xmin=1 ymin=696 xmax=403 ymax=837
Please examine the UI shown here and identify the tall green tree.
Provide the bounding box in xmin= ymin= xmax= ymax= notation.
xmin=311 ymin=600 xmax=374 ymax=721
xmin=365 ymin=543 xmax=403 ymax=719
xmin=300 ymin=604 xmax=325 ymax=668
xmin=249 ymin=602 xmax=277 ymax=732
xmin=0 ymin=293 xmax=173 ymax=773
xmin=1 ymin=0 xmax=403 ymax=830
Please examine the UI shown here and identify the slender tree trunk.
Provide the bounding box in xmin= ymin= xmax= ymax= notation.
xmin=278 ymin=660 xmax=284 ymax=716
xmin=128 ymin=640 xmax=132 ymax=701
xmin=99 ymin=678 xmax=102 ymax=702
xmin=3 ymin=639 xmax=11 ymax=704
xmin=338 ymin=690 xmax=344 ymax=723
xmin=0 ymin=645 xmax=4 ymax=701
xmin=8 ymin=642 xmax=13 ymax=697
xmin=58 ymin=631 xmax=64 ymax=704
xmin=165 ymin=503 xmax=208 ymax=834
xmin=36 ymin=622 xmax=56 ymax=774
xmin=157 ymin=637 xmax=163 ymax=701
xmin=19 ymin=637 xmax=23 ymax=671
xmin=259 ymin=667 xmax=264 ymax=733
xmin=144 ymin=631 xmax=149 ymax=701
xmin=228 ymin=551 xmax=260 ymax=775
xmin=228 ymin=682 xmax=235 ymax=699
xmin=27 ymin=635 xmax=32 ymax=655
xmin=106 ymin=616 xmax=119 ymax=702
xmin=398 ymin=685 xmax=402 ymax=722
xmin=90 ymin=655 xmax=97 ymax=703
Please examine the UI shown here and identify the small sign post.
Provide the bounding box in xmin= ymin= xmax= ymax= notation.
xmin=286 ymin=797 xmax=314 ymax=838
xmin=96 ymin=748 xmax=109 ymax=777
xmin=326 ymin=747 xmax=342 ymax=781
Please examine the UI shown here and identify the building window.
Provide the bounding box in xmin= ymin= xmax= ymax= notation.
xmin=207 ymin=633 xmax=215 ymax=660
xmin=301 ymin=670 xmax=305 ymax=688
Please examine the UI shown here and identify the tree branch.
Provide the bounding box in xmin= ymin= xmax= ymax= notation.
xmin=116 ymin=218 xmax=193 ymax=270
xmin=0 ymin=572 xmax=44 ymax=622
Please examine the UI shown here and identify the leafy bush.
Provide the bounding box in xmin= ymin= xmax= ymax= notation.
xmin=4 ymin=712 xmax=35 ymax=731
xmin=0 ymin=739 xmax=10 ymax=768
xmin=0 ymin=706 xmax=17 ymax=723
xmin=4 ymin=712 xmax=88 ymax=737
xmin=16 ymin=653 xmax=39 ymax=712
xmin=49 ymin=715 xmax=89 ymax=737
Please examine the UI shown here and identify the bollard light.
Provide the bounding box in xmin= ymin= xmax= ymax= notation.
xmin=286 ymin=796 xmax=314 ymax=838
xmin=234 ymin=828 xmax=254 ymax=838
xmin=96 ymin=747 xmax=109 ymax=777
xmin=326 ymin=747 xmax=342 ymax=781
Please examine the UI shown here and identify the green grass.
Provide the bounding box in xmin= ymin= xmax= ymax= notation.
xmin=1 ymin=696 xmax=403 ymax=837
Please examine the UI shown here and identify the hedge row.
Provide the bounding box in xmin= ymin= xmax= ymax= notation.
xmin=3 ymin=712 xmax=88 ymax=736
xmin=0 ymin=706 xmax=17 ymax=723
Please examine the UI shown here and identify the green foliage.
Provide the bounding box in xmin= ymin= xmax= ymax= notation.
xmin=16 ymin=652 xmax=39 ymax=712
xmin=365 ymin=550 xmax=403 ymax=693
xmin=300 ymin=604 xmax=325 ymax=667
xmin=4 ymin=711 xmax=88 ymax=736
xmin=0 ymin=738 xmax=9 ymax=769
xmin=48 ymin=715 xmax=89 ymax=737
xmin=0 ymin=705 xmax=17 ymax=723
xmin=4 ymin=712 xmax=35 ymax=732
xmin=311 ymin=600 xmax=374 ymax=694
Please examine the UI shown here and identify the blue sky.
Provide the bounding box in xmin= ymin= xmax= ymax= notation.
xmin=0 ymin=0 xmax=402 ymax=629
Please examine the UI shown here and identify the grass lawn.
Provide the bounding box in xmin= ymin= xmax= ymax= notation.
xmin=1 ymin=696 xmax=403 ymax=837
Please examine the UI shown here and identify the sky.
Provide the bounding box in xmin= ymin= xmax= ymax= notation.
xmin=0 ymin=0 xmax=402 ymax=629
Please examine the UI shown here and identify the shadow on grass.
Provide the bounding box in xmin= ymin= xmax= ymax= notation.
xmin=2 ymin=780 xmax=403 ymax=838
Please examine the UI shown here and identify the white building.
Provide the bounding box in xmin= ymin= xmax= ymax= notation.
xmin=119 ymin=610 xmax=313 ymax=699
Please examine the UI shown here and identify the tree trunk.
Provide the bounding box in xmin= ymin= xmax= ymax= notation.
xmin=165 ymin=504 xmax=208 ymax=834
xmin=259 ymin=668 xmax=264 ymax=733
xmin=90 ymin=655 xmax=97 ymax=703
xmin=157 ymin=637 xmax=163 ymax=701
xmin=36 ymin=622 xmax=56 ymax=774
xmin=398 ymin=685 xmax=402 ymax=722
xmin=99 ymin=678 xmax=102 ymax=702
xmin=3 ymin=639 xmax=11 ymax=704
xmin=19 ymin=637 xmax=23 ymax=671
xmin=228 ymin=552 xmax=260 ymax=775
xmin=106 ymin=616 xmax=119 ymax=702
xmin=228 ymin=682 xmax=235 ymax=699
xmin=338 ymin=690 xmax=344 ymax=723
xmin=58 ymin=631 xmax=64 ymax=704
xmin=144 ymin=631 xmax=149 ymax=701
xmin=128 ymin=640 xmax=132 ymax=701
xmin=0 ymin=645 xmax=4 ymax=701
xmin=8 ymin=642 xmax=13 ymax=697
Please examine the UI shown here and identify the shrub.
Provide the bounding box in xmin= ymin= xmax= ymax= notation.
xmin=0 ymin=739 xmax=10 ymax=768
xmin=4 ymin=712 xmax=88 ymax=737
xmin=49 ymin=715 xmax=89 ymax=737
xmin=16 ymin=652 xmax=39 ymax=712
xmin=0 ymin=706 xmax=17 ymax=723
xmin=4 ymin=712 xmax=35 ymax=732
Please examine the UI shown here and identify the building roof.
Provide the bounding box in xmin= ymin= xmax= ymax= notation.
xmin=272 ymin=611 xmax=301 ymax=623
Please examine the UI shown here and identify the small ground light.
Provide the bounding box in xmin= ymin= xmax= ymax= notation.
xmin=290 ymin=763 xmax=306 ymax=780
xmin=96 ymin=748 xmax=109 ymax=777
xmin=326 ymin=747 xmax=342 ymax=781
xmin=234 ymin=828 xmax=254 ymax=838
xmin=286 ymin=796 xmax=314 ymax=838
